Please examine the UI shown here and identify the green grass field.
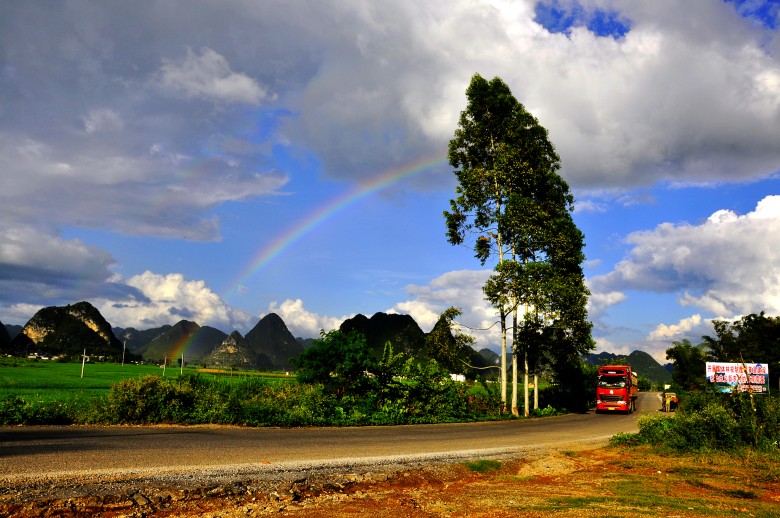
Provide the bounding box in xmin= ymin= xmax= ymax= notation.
xmin=0 ymin=358 xmax=294 ymax=404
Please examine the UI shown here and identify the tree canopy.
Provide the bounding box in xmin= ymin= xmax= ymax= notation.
xmin=445 ymin=73 xmax=591 ymax=414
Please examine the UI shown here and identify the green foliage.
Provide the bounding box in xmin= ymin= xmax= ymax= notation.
xmin=702 ymin=312 xmax=780 ymax=388
xmin=292 ymin=329 xmax=376 ymax=397
xmin=617 ymin=392 xmax=780 ymax=452
xmin=665 ymin=339 xmax=707 ymax=391
xmin=544 ymin=356 xmax=597 ymax=413
xmin=667 ymin=312 xmax=780 ymax=392
xmin=445 ymin=73 xmax=593 ymax=411
xmin=0 ymin=350 xmax=541 ymax=426
xmin=463 ymin=459 xmax=501 ymax=473
xmin=97 ymin=375 xmax=195 ymax=424
xmin=637 ymin=377 xmax=653 ymax=391
xmin=529 ymin=404 xmax=562 ymax=417
xmin=0 ymin=395 xmax=74 ymax=425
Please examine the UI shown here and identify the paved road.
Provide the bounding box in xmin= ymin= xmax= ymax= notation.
xmin=0 ymin=392 xmax=658 ymax=482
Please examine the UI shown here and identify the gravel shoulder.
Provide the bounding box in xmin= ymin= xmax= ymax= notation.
xmin=1 ymin=439 xmax=611 ymax=517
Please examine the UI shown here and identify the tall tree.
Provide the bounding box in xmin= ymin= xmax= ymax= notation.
xmin=666 ymin=339 xmax=707 ymax=391
xmin=446 ymin=73 xmax=591 ymax=414
xmin=446 ymin=75 xmax=521 ymax=410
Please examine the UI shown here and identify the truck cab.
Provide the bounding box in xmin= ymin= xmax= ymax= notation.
xmin=596 ymin=365 xmax=638 ymax=413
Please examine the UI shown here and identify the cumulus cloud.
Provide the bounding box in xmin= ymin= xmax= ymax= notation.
xmin=158 ymin=47 xmax=273 ymax=105
xmin=592 ymin=195 xmax=780 ymax=317
xmin=95 ymin=271 xmax=253 ymax=332
xmin=2 ymin=1 xmax=779 ymax=243
xmin=587 ymin=196 xmax=780 ymax=360
xmin=389 ymin=270 xmax=499 ymax=349
xmin=263 ymin=299 xmax=352 ymax=338
xmin=648 ymin=313 xmax=707 ymax=342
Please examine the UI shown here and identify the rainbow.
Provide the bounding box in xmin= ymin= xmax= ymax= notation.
xmin=225 ymin=154 xmax=448 ymax=297
xmin=168 ymin=329 xmax=197 ymax=364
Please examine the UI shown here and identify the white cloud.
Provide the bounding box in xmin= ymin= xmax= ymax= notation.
xmin=586 ymin=196 xmax=780 ymax=361
xmin=390 ymin=269 xmax=499 ymax=349
xmin=158 ymin=47 xmax=273 ymax=105
xmin=586 ymin=287 xmax=627 ymax=322
xmin=592 ymin=194 xmax=780 ymax=320
xmin=95 ymin=271 xmax=253 ymax=332
xmin=263 ymin=298 xmax=351 ymax=338
xmin=648 ymin=314 xmax=708 ymax=342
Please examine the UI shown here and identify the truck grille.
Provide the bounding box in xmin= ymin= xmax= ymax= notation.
xmin=601 ymin=395 xmax=623 ymax=403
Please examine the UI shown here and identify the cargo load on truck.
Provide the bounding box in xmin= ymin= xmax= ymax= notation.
xmin=595 ymin=365 xmax=638 ymax=414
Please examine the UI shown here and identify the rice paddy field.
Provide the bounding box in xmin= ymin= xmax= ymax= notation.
xmin=0 ymin=358 xmax=293 ymax=404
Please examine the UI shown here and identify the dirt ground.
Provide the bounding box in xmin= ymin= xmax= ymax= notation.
xmin=4 ymin=444 xmax=780 ymax=517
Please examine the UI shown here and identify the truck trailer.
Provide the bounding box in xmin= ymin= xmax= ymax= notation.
xmin=596 ymin=365 xmax=638 ymax=413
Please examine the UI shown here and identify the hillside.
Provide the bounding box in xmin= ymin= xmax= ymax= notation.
xmin=244 ymin=313 xmax=302 ymax=371
xmin=202 ymin=331 xmax=263 ymax=369
xmin=5 ymin=302 xmax=123 ymax=360
xmin=339 ymin=312 xmax=427 ymax=358
xmin=138 ymin=320 xmax=227 ymax=362
xmin=584 ymin=350 xmax=672 ymax=385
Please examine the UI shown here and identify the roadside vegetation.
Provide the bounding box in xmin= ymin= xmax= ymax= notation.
xmin=602 ymin=311 xmax=780 ymax=515
xmin=1 ymin=323 xmax=594 ymax=426
xmin=0 ymin=330 xmax=506 ymax=426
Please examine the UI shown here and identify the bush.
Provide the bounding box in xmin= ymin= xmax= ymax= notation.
xmin=619 ymin=393 xmax=780 ymax=452
xmin=96 ymin=375 xmax=195 ymax=424
xmin=0 ymin=395 xmax=73 ymax=425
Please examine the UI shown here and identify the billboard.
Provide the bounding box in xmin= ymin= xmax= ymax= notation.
xmin=705 ymin=362 xmax=769 ymax=394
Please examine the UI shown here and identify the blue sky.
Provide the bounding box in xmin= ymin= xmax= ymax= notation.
xmin=2 ymin=0 xmax=780 ymax=363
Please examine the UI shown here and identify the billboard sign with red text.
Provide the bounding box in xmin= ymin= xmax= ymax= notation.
xmin=705 ymin=362 xmax=769 ymax=394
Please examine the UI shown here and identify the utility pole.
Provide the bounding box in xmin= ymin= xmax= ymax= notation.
xmin=81 ymin=349 xmax=87 ymax=378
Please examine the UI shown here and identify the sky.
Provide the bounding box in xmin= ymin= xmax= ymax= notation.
xmin=2 ymin=0 xmax=780 ymax=364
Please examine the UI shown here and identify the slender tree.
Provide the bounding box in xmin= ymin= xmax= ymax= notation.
xmin=446 ymin=75 xmax=522 ymax=410
xmin=446 ymin=73 xmax=591 ymax=414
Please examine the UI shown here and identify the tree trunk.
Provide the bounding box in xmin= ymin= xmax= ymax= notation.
xmin=523 ymin=351 xmax=530 ymax=417
xmin=500 ymin=311 xmax=507 ymax=412
xmin=511 ymin=307 xmax=519 ymax=416
xmin=534 ymin=372 xmax=539 ymax=410
xmin=512 ymin=349 xmax=519 ymax=416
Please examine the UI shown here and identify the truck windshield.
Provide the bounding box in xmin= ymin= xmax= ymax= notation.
xmin=598 ymin=375 xmax=626 ymax=388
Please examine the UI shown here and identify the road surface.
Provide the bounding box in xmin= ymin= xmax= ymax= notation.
xmin=0 ymin=392 xmax=658 ymax=485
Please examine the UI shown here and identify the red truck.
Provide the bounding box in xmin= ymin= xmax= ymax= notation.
xmin=595 ymin=365 xmax=638 ymax=413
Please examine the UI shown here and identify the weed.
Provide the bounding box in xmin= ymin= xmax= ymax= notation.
xmin=463 ymin=459 xmax=501 ymax=474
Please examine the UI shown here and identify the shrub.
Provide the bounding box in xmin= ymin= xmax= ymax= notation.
xmin=0 ymin=395 xmax=73 ymax=425
xmin=622 ymin=393 xmax=780 ymax=452
xmin=97 ymin=375 xmax=196 ymax=424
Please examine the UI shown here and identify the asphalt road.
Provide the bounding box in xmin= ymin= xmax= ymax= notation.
xmin=0 ymin=392 xmax=659 ymax=483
